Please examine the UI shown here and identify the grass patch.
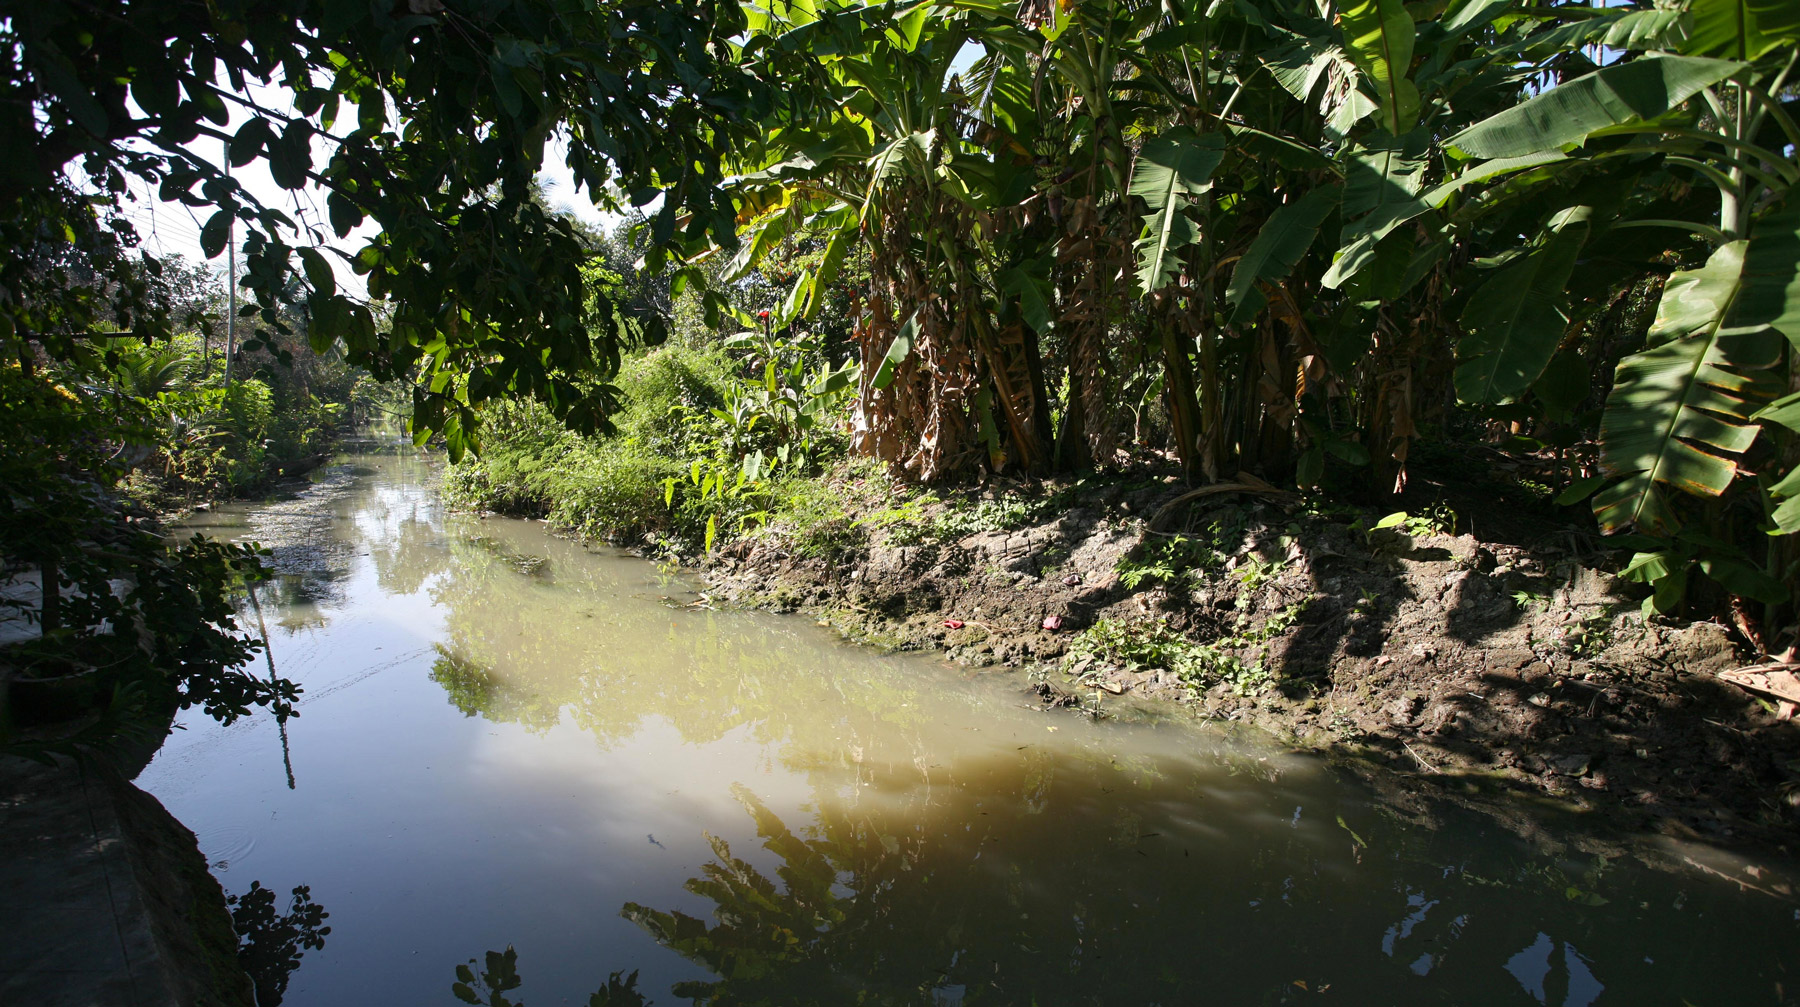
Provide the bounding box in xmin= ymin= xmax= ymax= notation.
xmin=1064 ymin=617 xmax=1269 ymax=695
xmin=867 ymin=482 xmax=1091 ymax=548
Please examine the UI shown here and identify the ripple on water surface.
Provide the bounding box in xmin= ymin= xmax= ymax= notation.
xmin=193 ymin=824 xmax=257 ymax=872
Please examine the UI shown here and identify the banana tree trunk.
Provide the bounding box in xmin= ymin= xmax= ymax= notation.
xmin=1157 ymin=305 xmax=1205 ymax=482
xmin=1057 ymin=359 xmax=1093 ymax=471
xmin=1021 ymin=321 xmax=1056 ymax=472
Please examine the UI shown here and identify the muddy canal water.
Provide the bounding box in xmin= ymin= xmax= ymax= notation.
xmin=143 ymin=449 xmax=1797 ymax=1006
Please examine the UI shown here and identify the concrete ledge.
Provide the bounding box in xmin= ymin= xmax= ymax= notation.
xmin=0 ymin=755 xmax=252 ymax=1007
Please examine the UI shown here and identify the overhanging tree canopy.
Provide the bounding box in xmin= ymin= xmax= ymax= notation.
xmin=2 ymin=0 xmax=765 ymax=456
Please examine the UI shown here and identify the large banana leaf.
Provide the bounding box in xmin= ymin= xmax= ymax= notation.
xmin=1130 ymin=127 xmax=1226 ymax=296
xmin=1755 ymin=393 xmax=1800 ymax=535
xmin=721 ymin=201 xmax=800 ymax=281
xmin=1340 ymin=143 xmax=1427 ymax=222
xmin=1224 ymin=124 xmax=1335 ymax=173
xmin=1263 ymin=36 xmax=1337 ymax=104
xmin=1224 ymin=184 xmax=1341 ymax=324
xmin=1734 ymin=208 xmax=1800 ymax=350
xmin=800 ymin=224 xmax=853 ymax=320
xmin=1444 ymin=55 xmax=1741 ymax=159
xmin=1739 ymin=211 xmax=1800 ymax=536
xmin=1521 ymin=9 xmax=1687 ymax=56
xmin=863 ymin=129 xmax=936 ymax=218
xmin=1337 ymin=0 xmax=1419 ymax=136
xmin=1322 ymin=144 xmax=1425 ymax=287
xmin=1323 ymin=150 xmax=1568 ymax=288
xmin=998 ymin=255 xmax=1055 ymax=334
xmin=1441 ymin=0 xmax=1513 ymax=38
xmin=1771 ymin=468 xmax=1800 ymax=535
xmin=1454 ymin=206 xmax=1592 ymax=403
xmin=1592 ymin=241 xmax=1786 ymax=534
xmin=1684 ymin=0 xmax=1800 ymax=60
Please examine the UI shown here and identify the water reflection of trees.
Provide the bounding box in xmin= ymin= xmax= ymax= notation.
xmin=429 ymin=646 xmax=562 ymax=733
xmin=223 ymin=455 xmax=451 ymax=635
xmin=609 ymin=767 xmax=1796 ymax=1007
xmin=451 ymin=947 xmax=649 ymax=1007
xmin=619 ymin=775 xmax=1340 ymax=1005
xmin=254 ymin=573 xmax=336 ymax=633
xmin=366 ymin=509 xmax=450 ymax=598
xmin=226 ymin=881 xmax=330 ymax=1007
xmin=419 ymin=521 xmax=943 ymax=761
xmin=401 ymin=501 xmax=1800 ymax=1006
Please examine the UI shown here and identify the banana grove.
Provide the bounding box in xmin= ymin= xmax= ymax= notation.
xmin=682 ymin=0 xmax=1800 ymax=625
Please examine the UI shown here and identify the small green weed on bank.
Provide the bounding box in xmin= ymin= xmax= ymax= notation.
xmin=1114 ymin=513 xmax=1247 ymax=590
xmin=1064 ymin=618 xmax=1268 ymax=695
xmin=866 ymin=485 xmax=1085 ymax=549
xmin=1059 ymin=593 xmax=1310 ymax=698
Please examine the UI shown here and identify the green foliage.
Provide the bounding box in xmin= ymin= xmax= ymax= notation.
xmin=854 ymin=493 xmax=936 ymax=545
xmin=1 ymin=360 xmax=296 ymax=754
xmin=1116 ymin=546 xmax=1181 ymax=591
xmin=1065 ymin=618 xmax=1268 ymax=695
xmin=448 ymin=339 xmax=857 ymax=554
xmin=20 ymin=0 xmax=1795 ymax=628
xmin=3 ymin=0 xmax=762 ymax=446
xmin=1354 ymin=503 xmax=1457 ymax=542
xmin=1594 ymin=241 xmax=1788 ymax=536
xmin=1454 ymin=207 xmax=1594 ymax=404
xmin=1116 ymin=515 xmax=1248 ymax=590
xmin=47 ymin=270 xmax=371 ymax=510
xmin=1618 ymin=531 xmax=1789 ymax=615
xmin=1232 ymin=554 xmax=1289 ymax=597
xmin=445 ymin=389 xmax=688 ymax=547
xmin=1443 ymin=55 xmax=1740 ymax=160
xmin=1559 ymin=608 xmax=1617 ymax=659
xmin=929 ymin=496 xmax=1036 ymax=539
xmin=703 ymin=0 xmax=1800 ymax=624
xmin=1512 ymin=589 xmax=1549 ymax=612
xmin=769 ymin=478 xmax=862 ymax=561
xmin=1223 ymin=185 xmax=1340 ymax=324
xmin=1118 ymin=534 xmax=1211 ymax=590
xmin=1337 ymin=0 xmax=1419 ymax=136
xmin=866 ymin=486 xmax=1080 ymax=549
xmin=1130 ymin=128 xmax=1226 ymax=296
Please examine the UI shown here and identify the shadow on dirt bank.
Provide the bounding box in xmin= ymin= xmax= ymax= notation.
xmin=707 ymin=466 xmax=1800 ymax=851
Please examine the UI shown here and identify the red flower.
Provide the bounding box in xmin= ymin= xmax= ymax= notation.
xmin=757 ymin=309 xmax=772 ymax=320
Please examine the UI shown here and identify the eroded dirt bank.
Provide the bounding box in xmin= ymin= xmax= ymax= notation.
xmin=701 ymin=467 xmax=1800 ymax=852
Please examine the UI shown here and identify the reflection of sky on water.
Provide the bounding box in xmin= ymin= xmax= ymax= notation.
xmin=145 ymin=450 xmax=1799 ymax=1007
xmin=1506 ymin=933 xmax=1605 ymax=1007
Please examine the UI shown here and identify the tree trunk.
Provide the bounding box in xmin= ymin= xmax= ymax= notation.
xmin=1159 ymin=318 xmax=1205 ymax=483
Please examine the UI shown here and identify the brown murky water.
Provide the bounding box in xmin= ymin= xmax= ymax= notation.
xmin=142 ymin=447 xmax=1799 ymax=1006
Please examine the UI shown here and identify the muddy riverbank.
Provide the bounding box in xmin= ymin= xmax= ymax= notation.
xmin=698 ymin=464 xmax=1800 ymax=853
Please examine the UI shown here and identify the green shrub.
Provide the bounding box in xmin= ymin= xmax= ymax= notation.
xmin=548 ymin=442 xmax=683 ymax=543
xmin=450 ymin=342 xmax=860 ymax=553
xmin=448 ymin=346 xmax=739 ymax=545
xmin=612 ymin=345 xmax=735 ymax=455
xmin=768 ymin=476 xmax=864 ymax=560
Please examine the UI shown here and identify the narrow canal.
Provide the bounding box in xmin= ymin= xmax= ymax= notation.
xmin=141 ymin=447 xmax=1798 ymax=1006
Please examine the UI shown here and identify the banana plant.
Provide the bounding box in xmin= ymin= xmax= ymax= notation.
xmin=1444 ymin=0 xmax=1800 ymax=616
xmin=697 ymin=0 xmax=1799 ymax=624
xmin=703 ymin=0 xmax=1075 ymax=479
